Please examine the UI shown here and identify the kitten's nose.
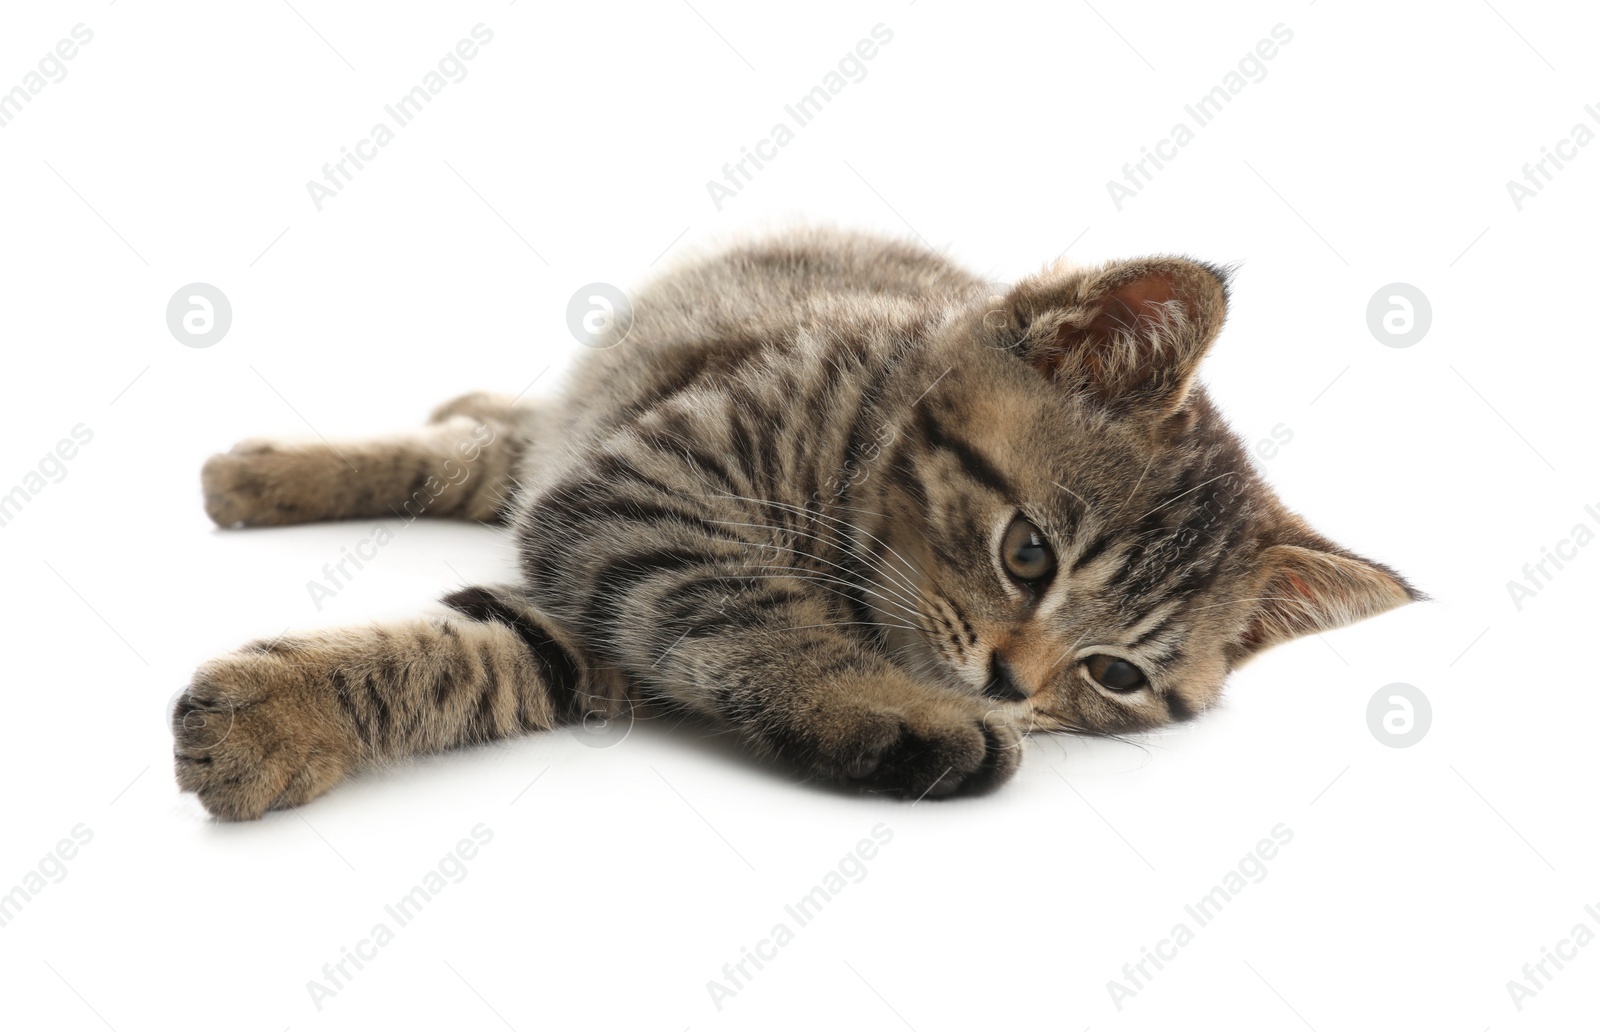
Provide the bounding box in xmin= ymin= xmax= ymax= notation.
xmin=983 ymin=653 xmax=1029 ymax=702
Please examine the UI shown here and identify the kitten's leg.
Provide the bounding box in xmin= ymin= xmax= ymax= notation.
xmin=201 ymin=392 xmax=527 ymax=528
xmin=609 ymin=576 xmax=1023 ymax=798
xmin=732 ymin=644 xmax=1022 ymax=798
xmin=172 ymin=585 xmax=613 ymax=819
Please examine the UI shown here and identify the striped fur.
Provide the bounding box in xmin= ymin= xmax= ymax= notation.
xmin=174 ymin=229 xmax=1418 ymax=818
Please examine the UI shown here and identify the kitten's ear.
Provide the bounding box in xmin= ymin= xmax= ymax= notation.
xmin=1231 ymin=541 xmax=1422 ymax=660
xmin=1000 ymin=257 xmax=1229 ymax=417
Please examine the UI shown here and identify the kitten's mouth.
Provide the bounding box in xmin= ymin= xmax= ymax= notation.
xmin=981 ymin=653 xmax=1030 ymax=702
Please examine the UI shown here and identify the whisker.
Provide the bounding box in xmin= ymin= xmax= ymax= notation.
xmin=702 ymin=514 xmax=927 ymax=612
xmin=1051 ymin=480 xmax=1091 ymax=509
xmin=708 ymin=489 xmax=929 ymax=597
xmin=1108 ymin=452 xmax=1155 ymax=525
xmin=732 ymin=563 xmax=927 ymax=624
xmin=1134 ymin=470 xmax=1239 ymax=523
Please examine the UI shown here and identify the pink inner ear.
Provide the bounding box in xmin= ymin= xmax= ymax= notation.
xmin=1087 ymin=275 xmax=1181 ymax=338
xmin=1236 ymin=545 xmax=1418 ymax=659
xmin=1031 ymin=264 xmax=1223 ymax=406
xmin=1043 ymin=275 xmax=1185 ymax=381
xmin=1115 ymin=275 xmax=1180 ymax=310
xmin=1271 ymin=567 xmax=1334 ymax=637
xmin=1283 ymin=571 xmax=1315 ymax=602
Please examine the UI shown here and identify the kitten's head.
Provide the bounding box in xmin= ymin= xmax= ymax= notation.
xmin=869 ymin=254 xmax=1420 ymax=734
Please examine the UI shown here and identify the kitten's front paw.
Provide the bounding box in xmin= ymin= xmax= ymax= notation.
xmin=172 ymin=650 xmax=354 ymax=820
xmin=825 ymin=698 xmax=1023 ymax=799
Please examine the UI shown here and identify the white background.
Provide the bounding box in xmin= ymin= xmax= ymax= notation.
xmin=1 ymin=1 xmax=1595 ymax=1029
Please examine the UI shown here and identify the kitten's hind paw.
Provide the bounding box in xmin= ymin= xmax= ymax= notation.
xmin=200 ymin=441 xmax=303 ymax=528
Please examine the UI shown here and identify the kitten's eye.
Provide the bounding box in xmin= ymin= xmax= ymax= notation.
xmin=1001 ymin=515 xmax=1056 ymax=582
xmin=1084 ymin=654 xmax=1147 ymax=693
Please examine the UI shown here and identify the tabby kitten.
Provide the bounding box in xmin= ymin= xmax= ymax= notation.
xmin=175 ymin=229 xmax=1418 ymax=819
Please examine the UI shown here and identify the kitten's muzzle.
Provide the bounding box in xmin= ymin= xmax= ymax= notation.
xmin=982 ymin=653 xmax=1030 ymax=702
